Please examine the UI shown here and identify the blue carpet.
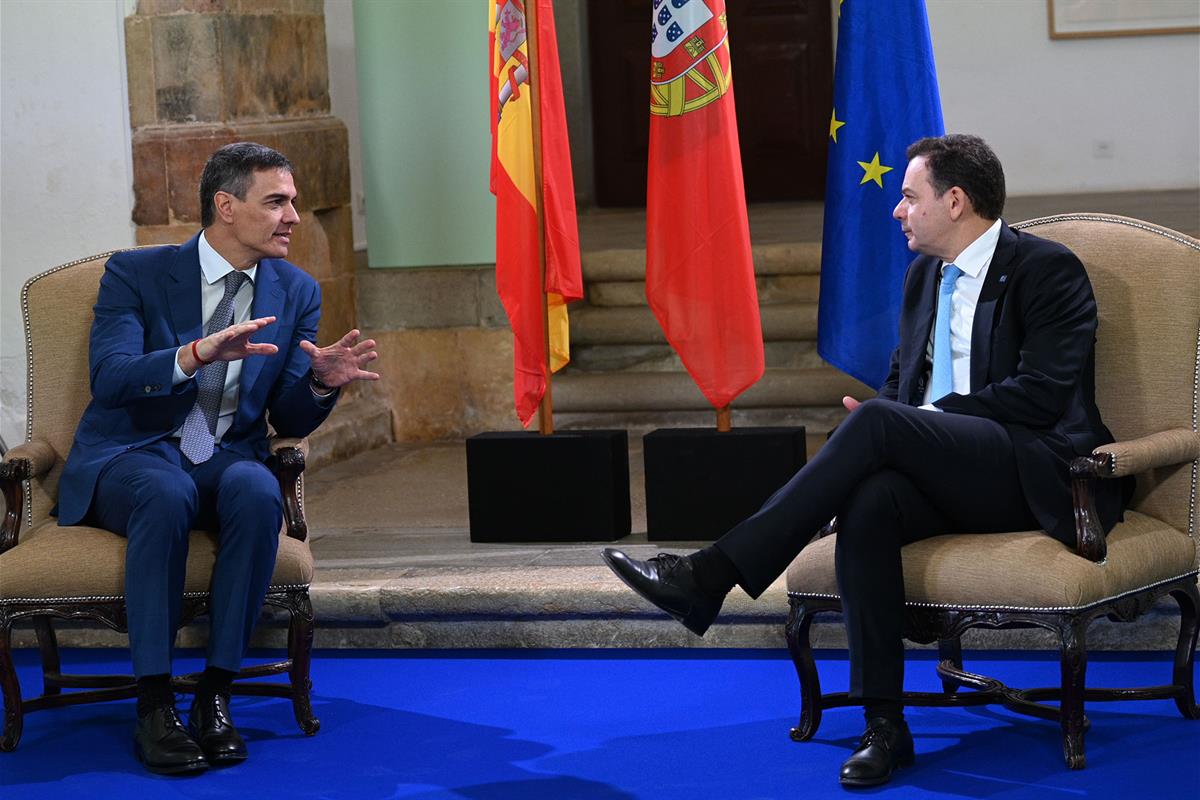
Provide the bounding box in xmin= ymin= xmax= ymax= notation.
xmin=1 ymin=648 xmax=1196 ymax=799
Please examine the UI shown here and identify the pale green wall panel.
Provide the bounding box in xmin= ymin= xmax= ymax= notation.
xmin=355 ymin=0 xmax=495 ymax=268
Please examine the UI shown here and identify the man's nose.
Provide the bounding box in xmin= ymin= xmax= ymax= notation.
xmin=284 ymin=202 xmax=300 ymax=224
xmin=892 ymin=201 xmax=905 ymax=220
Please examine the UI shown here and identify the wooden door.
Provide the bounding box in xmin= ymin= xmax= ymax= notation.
xmin=589 ymin=0 xmax=834 ymax=207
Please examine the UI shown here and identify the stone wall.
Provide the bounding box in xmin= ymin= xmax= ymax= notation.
xmin=123 ymin=0 xmax=356 ymax=351
xmin=357 ymin=265 xmax=525 ymax=441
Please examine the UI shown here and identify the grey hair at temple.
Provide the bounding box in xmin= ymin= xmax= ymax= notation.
xmin=199 ymin=142 xmax=294 ymax=228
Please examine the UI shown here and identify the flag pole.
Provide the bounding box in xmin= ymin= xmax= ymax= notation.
xmin=526 ymin=0 xmax=554 ymax=436
xmin=716 ymin=405 xmax=731 ymax=432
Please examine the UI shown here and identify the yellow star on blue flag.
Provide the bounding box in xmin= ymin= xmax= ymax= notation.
xmin=857 ymin=152 xmax=893 ymax=187
xmin=829 ymin=109 xmax=846 ymax=143
xmin=818 ymin=0 xmax=944 ymax=388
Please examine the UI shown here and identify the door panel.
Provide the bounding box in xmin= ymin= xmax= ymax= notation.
xmin=589 ymin=0 xmax=833 ymax=206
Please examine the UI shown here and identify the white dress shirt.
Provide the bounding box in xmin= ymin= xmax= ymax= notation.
xmin=920 ymin=218 xmax=1003 ymax=409
xmin=171 ymin=232 xmax=257 ymax=443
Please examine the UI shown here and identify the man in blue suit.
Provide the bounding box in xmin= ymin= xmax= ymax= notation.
xmin=58 ymin=142 xmax=379 ymax=774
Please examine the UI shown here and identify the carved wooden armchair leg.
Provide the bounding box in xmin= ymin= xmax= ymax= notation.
xmin=1058 ymin=617 xmax=1089 ymax=769
xmin=786 ymin=599 xmax=823 ymax=742
xmin=286 ymin=590 xmax=320 ymax=735
xmin=1171 ymin=583 xmax=1200 ymax=720
xmin=0 ymin=614 xmax=22 ymax=752
xmin=33 ymin=618 xmax=61 ymax=697
xmin=938 ymin=636 xmax=963 ymax=695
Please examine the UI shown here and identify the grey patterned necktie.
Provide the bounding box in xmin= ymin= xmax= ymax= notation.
xmin=179 ymin=270 xmax=250 ymax=464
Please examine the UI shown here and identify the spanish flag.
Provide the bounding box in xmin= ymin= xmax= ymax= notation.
xmin=489 ymin=0 xmax=583 ymax=426
xmin=646 ymin=0 xmax=763 ymax=411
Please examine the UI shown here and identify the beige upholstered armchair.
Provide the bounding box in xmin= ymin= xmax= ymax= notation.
xmin=0 ymin=250 xmax=319 ymax=751
xmin=786 ymin=214 xmax=1199 ymax=769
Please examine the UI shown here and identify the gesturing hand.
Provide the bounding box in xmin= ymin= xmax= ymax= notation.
xmin=300 ymin=329 xmax=380 ymax=389
xmin=197 ymin=316 xmax=279 ymax=364
xmin=842 ymin=395 xmax=861 ymax=412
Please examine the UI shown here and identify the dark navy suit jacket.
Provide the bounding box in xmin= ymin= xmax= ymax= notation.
xmin=58 ymin=234 xmax=337 ymax=526
xmin=878 ymin=221 xmax=1131 ymax=546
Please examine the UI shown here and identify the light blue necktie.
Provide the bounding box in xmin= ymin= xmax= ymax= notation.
xmin=179 ymin=271 xmax=249 ymax=464
xmin=929 ymin=264 xmax=963 ymax=401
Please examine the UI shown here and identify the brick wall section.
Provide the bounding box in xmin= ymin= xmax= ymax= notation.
xmin=124 ymin=0 xmax=356 ymax=350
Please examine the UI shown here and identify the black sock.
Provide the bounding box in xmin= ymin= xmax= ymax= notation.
xmin=136 ymin=674 xmax=174 ymax=717
xmin=687 ymin=545 xmax=739 ymax=596
xmin=863 ymin=698 xmax=904 ymax=725
xmin=196 ymin=666 xmax=237 ymax=698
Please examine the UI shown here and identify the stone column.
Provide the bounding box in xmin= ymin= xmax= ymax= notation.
xmin=124 ymin=0 xmax=356 ymax=348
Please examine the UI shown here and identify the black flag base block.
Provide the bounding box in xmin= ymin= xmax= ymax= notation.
xmin=643 ymin=426 xmax=807 ymax=541
xmin=466 ymin=430 xmax=632 ymax=543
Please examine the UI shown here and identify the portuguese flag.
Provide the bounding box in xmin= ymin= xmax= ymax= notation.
xmin=646 ymin=0 xmax=763 ymax=411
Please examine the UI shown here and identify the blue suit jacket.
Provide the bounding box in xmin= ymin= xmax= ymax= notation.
xmin=58 ymin=234 xmax=337 ymax=526
xmin=878 ymin=222 xmax=1132 ymax=545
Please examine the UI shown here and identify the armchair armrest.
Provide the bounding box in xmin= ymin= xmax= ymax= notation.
xmin=1094 ymin=429 xmax=1200 ymax=477
xmin=0 ymin=439 xmax=59 ymax=553
xmin=267 ymin=437 xmax=308 ymax=542
xmin=1070 ymin=428 xmax=1200 ymax=565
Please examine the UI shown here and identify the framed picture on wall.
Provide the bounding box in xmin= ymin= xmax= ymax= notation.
xmin=1048 ymin=0 xmax=1200 ymax=39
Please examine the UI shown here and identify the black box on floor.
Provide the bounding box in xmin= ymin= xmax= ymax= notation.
xmin=643 ymin=427 xmax=807 ymax=541
xmin=466 ymin=430 xmax=632 ymax=542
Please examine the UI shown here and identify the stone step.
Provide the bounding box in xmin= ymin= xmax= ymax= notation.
xmin=586 ymin=273 xmax=821 ymax=307
xmin=570 ymin=302 xmax=817 ymax=346
xmin=582 ymin=241 xmax=822 ymax=282
xmin=570 ymin=341 xmax=825 ymax=373
xmin=25 ymin=566 xmax=1186 ymax=652
xmin=553 ymin=367 xmax=869 ymax=413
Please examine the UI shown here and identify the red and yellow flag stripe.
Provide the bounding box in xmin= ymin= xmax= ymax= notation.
xmin=489 ymin=0 xmax=582 ymax=425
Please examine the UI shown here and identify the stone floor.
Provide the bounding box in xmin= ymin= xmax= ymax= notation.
xmin=298 ymin=439 xmax=798 ymax=650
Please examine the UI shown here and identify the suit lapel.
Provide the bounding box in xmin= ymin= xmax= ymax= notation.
xmin=969 ymin=221 xmax=1017 ymax=391
xmin=903 ymin=257 xmax=938 ymax=404
xmin=239 ymin=257 xmax=285 ymax=399
xmin=165 ymin=234 xmax=204 ymax=345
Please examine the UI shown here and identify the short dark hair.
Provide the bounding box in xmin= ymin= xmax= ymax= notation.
xmin=199 ymin=142 xmax=293 ymax=227
xmin=905 ymin=134 xmax=1006 ymax=220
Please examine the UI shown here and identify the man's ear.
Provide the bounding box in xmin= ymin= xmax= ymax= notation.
xmin=213 ymin=190 xmax=237 ymax=224
xmin=946 ymin=186 xmax=970 ymax=221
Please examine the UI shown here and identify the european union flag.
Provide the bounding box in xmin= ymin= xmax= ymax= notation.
xmin=817 ymin=0 xmax=943 ymax=389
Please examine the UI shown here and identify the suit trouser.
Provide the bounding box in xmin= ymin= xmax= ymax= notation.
xmin=89 ymin=438 xmax=283 ymax=678
xmin=715 ymin=398 xmax=1039 ymax=700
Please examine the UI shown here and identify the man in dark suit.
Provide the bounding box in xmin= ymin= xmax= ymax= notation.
xmin=603 ymin=134 xmax=1130 ymax=788
xmin=58 ymin=142 xmax=379 ymax=774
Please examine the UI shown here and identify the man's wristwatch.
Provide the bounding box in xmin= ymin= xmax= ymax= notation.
xmin=310 ymin=372 xmax=334 ymax=393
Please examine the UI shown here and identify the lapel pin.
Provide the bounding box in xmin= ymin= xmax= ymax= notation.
xmin=999 ymin=275 xmax=1007 ymax=283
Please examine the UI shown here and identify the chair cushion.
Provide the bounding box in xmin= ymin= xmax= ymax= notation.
xmin=786 ymin=511 xmax=1197 ymax=610
xmin=0 ymin=522 xmax=314 ymax=603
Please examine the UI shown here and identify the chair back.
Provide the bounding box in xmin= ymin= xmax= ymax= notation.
xmin=1013 ymin=214 xmax=1199 ymax=559
xmin=19 ymin=250 xmax=148 ymax=527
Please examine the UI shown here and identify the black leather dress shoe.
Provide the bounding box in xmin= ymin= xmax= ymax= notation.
xmin=134 ymin=703 xmax=208 ymax=775
xmin=839 ymin=717 xmax=914 ymax=788
xmin=188 ymin=692 xmax=247 ymax=765
xmin=601 ymin=548 xmax=726 ymax=635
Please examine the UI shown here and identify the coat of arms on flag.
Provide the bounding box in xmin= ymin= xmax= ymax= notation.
xmin=494 ymin=0 xmax=529 ymax=121
xmin=650 ymin=0 xmax=730 ymax=117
